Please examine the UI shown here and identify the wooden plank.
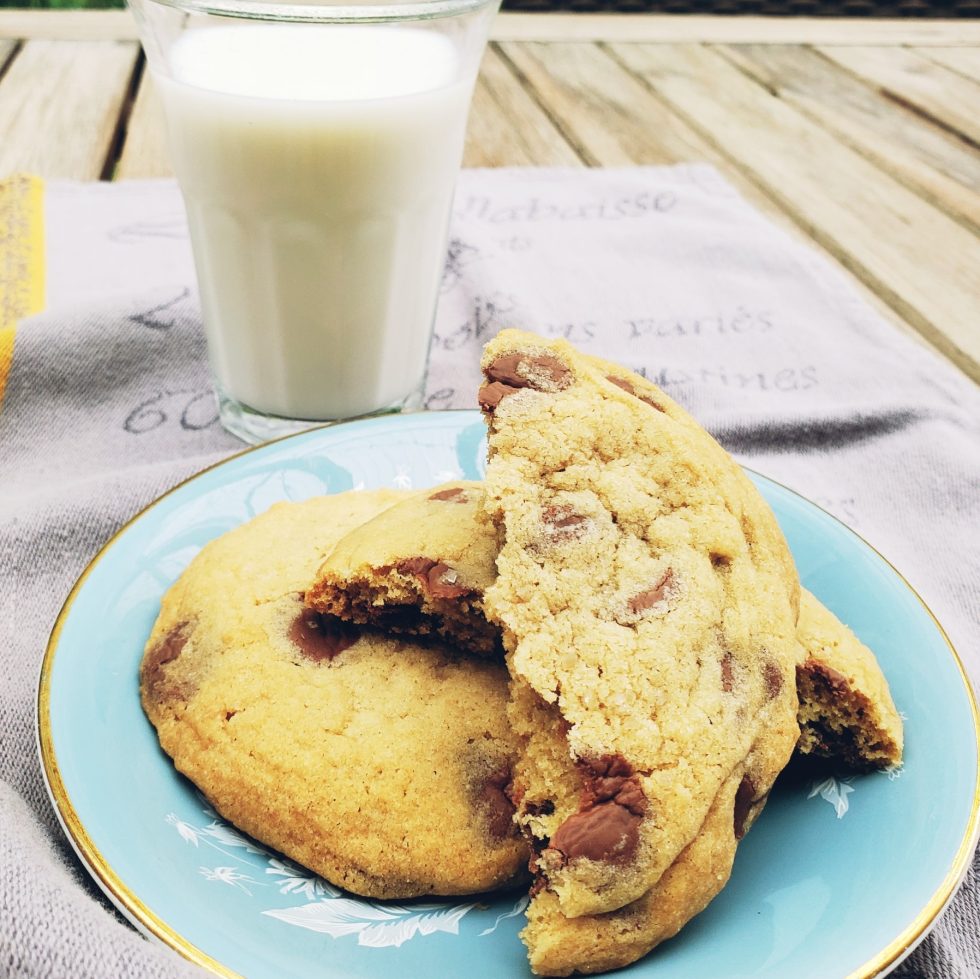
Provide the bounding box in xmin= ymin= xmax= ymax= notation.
xmin=817 ymin=45 xmax=980 ymax=149
xmin=495 ymin=37 xmax=907 ymax=302
xmin=913 ymin=46 xmax=980 ymax=86
xmin=0 ymin=38 xmax=15 ymax=75
xmin=719 ymin=43 xmax=980 ymax=233
xmin=492 ymin=15 xmax=980 ymax=45
xmin=609 ymin=41 xmax=980 ymax=381
xmin=498 ymin=41 xmax=723 ymax=166
xmin=5 ymin=11 xmax=980 ymax=46
xmin=463 ymin=44 xmax=582 ymax=167
xmin=0 ymin=11 xmax=138 ymax=43
xmin=114 ymin=67 xmax=173 ymax=180
xmin=495 ymin=41 xmax=863 ymax=239
xmin=0 ymin=39 xmax=138 ymax=180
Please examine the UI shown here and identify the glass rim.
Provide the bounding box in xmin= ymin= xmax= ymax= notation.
xmin=131 ymin=0 xmax=498 ymax=23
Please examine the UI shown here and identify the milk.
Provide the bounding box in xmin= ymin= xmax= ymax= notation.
xmin=156 ymin=25 xmax=472 ymax=420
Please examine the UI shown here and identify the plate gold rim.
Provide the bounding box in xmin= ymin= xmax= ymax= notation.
xmin=35 ymin=410 xmax=980 ymax=979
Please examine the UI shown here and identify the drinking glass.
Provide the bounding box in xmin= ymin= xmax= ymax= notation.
xmin=128 ymin=0 xmax=499 ymax=443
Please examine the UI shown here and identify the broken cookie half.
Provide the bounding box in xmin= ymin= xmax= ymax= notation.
xmin=305 ymin=334 xmax=903 ymax=976
xmin=477 ymin=329 xmax=803 ymax=929
xmin=796 ymin=588 xmax=903 ymax=770
xmin=306 ymin=481 xmax=502 ymax=658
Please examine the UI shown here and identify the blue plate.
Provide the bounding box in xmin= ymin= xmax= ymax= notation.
xmin=39 ymin=411 xmax=979 ymax=979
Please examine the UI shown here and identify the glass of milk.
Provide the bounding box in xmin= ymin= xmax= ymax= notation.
xmin=128 ymin=0 xmax=499 ymax=443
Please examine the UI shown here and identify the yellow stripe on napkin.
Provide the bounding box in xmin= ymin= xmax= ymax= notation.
xmin=0 ymin=174 xmax=45 ymax=411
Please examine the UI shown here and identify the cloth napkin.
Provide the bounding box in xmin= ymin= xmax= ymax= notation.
xmin=1 ymin=167 xmax=977 ymax=979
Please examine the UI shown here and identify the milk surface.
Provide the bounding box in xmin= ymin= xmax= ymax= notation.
xmin=157 ymin=25 xmax=471 ymax=419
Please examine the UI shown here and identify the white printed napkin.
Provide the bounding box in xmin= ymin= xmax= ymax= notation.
xmin=1 ymin=166 xmax=977 ymax=978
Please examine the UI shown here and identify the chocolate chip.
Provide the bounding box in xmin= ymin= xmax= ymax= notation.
xmin=485 ymin=353 xmax=531 ymax=387
xmin=583 ymin=756 xmax=629 ymax=779
xmin=427 ymin=563 xmax=470 ymax=599
xmin=487 ymin=352 xmax=572 ymax=390
xmin=733 ymin=774 xmax=756 ymax=839
xmin=549 ymin=799 xmax=643 ymax=864
xmin=289 ymin=610 xmax=358 ymax=663
xmin=395 ymin=557 xmax=472 ymax=600
xmin=542 ymin=506 xmax=585 ymax=530
xmin=480 ymin=769 xmax=517 ymax=840
xmin=396 ymin=557 xmax=436 ymax=577
xmin=626 ymin=569 xmax=674 ymax=615
xmin=478 ymin=381 xmax=515 ymax=412
xmin=721 ymin=651 xmax=735 ymax=693
xmin=428 ymin=487 xmax=469 ymax=503
xmin=578 ymin=756 xmax=647 ymax=814
xmin=763 ymin=661 xmax=783 ymax=699
xmin=546 ymin=754 xmax=647 ymax=864
xmin=797 ymin=658 xmax=850 ymax=698
xmin=710 ymin=553 xmax=732 ymax=569
xmin=612 ymin=779 xmax=647 ymax=813
xmin=141 ymin=621 xmax=193 ymax=704
xmin=540 ymin=505 xmax=590 ymax=544
xmin=607 ymin=375 xmax=637 ymax=396
xmin=479 ymin=351 xmax=573 ymax=411
xmin=581 ymin=755 xmax=634 ymax=780
xmin=606 ymin=374 xmax=665 ymax=412
xmin=145 ymin=622 xmax=189 ymax=672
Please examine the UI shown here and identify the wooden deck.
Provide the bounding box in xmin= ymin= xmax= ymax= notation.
xmin=1 ymin=11 xmax=978 ymax=382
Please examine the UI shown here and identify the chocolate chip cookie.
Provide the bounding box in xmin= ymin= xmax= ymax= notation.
xmin=796 ymin=587 xmax=903 ymax=769
xmin=306 ymin=481 xmax=501 ymax=657
xmin=141 ymin=490 xmax=528 ymax=900
xmin=478 ymin=331 xmax=803 ymax=937
xmin=306 ymin=475 xmax=901 ymax=974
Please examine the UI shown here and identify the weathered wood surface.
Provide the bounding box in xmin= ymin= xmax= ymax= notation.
xmin=916 ymin=45 xmax=980 ymax=84
xmin=719 ymin=44 xmax=980 ymax=233
xmin=464 ymin=45 xmax=582 ymax=167
xmin=499 ymin=41 xmax=715 ymax=166
xmin=0 ymin=38 xmax=15 ymax=70
xmin=114 ymin=70 xmax=170 ymax=180
xmin=0 ymin=12 xmax=978 ymax=382
xmin=818 ymin=45 xmax=980 ymax=150
xmin=0 ymin=39 xmax=138 ymax=180
xmin=495 ymin=40 xmax=823 ymax=237
xmin=5 ymin=10 xmax=980 ymax=45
